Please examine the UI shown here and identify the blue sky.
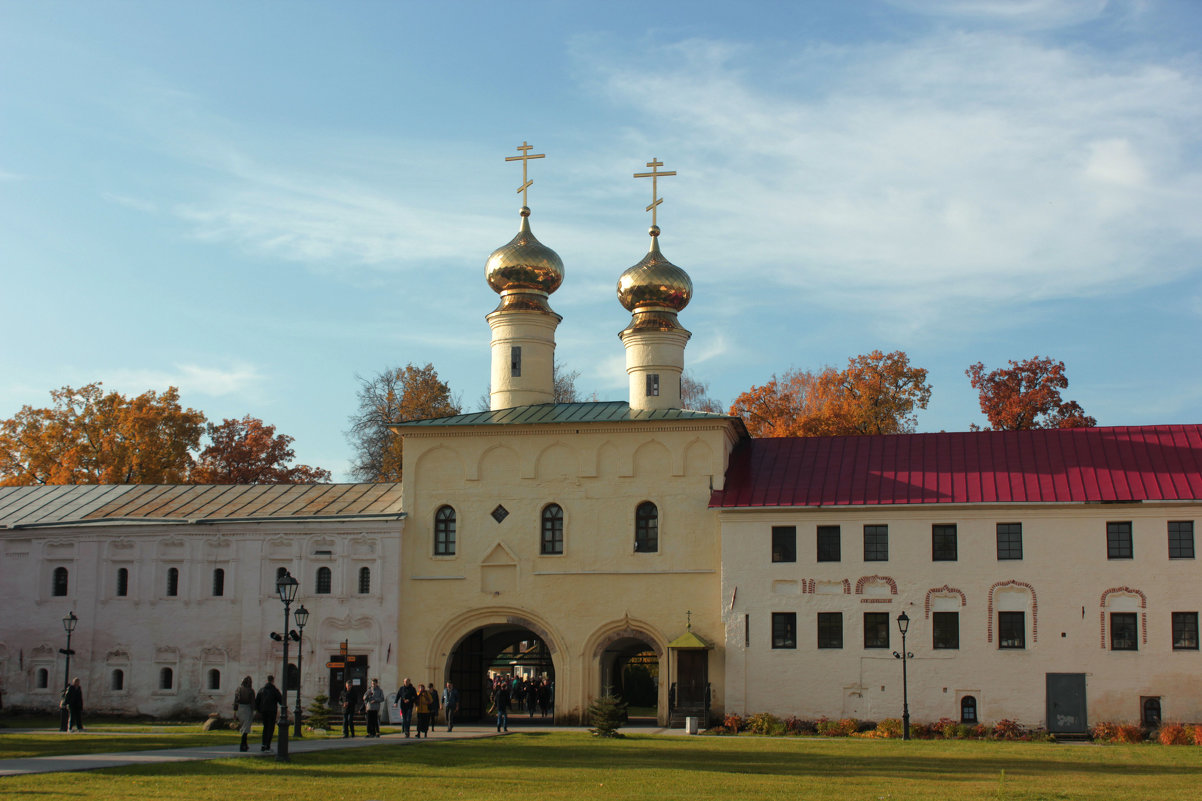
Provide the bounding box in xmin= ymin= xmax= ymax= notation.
xmin=2 ymin=0 xmax=1201 ymax=480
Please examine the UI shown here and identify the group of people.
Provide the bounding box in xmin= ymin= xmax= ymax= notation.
xmin=233 ymin=674 xmax=283 ymax=752
xmin=59 ymin=677 xmax=84 ymax=732
xmin=392 ymin=677 xmax=461 ymax=737
xmin=487 ymin=675 xmax=553 ymax=732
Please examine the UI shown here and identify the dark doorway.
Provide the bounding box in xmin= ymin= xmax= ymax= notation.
xmin=328 ymin=653 xmax=368 ymax=708
xmin=1046 ymin=673 xmax=1087 ymax=733
xmin=670 ymin=649 xmax=709 ymax=726
xmin=447 ymin=624 xmax=556 ymax=722
xmin=599 ymin=637 xmax=659 ymax=726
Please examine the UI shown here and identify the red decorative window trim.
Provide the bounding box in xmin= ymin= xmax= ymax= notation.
xmin=855 ymin=575 xmax=898 ymax=595
xmin=1099 ymin=586 xmax=1148 ymax=649
xmin=923 ymin=586 xmax=967 ymax=619
xmin=987 ymin=580 xmax=1038 ymax=644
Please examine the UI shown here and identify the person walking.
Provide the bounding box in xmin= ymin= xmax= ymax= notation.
xmin=234 ymin=676 xmax=255 ymax=751
xmin=63 ymin=677 xmax=84 ymax=732
xmin=414 ymin=683 xmax=432 ymax=738
xmin=363 ymin=678 xmax=385 ymax=737
xmin=394 ymin=677 xmax=417 ymax=737
xmin=428 ymin=680 xmax=440 ymax=731
xmin=442 ymin=682 xmax=460 ymax=733
xmin=493 ymin=678 xmax=510 ymax=732
xmin=340 ymin=679 xmax=358 ymax=738
xmin=255 ymin=675 xmax=283 ymax=752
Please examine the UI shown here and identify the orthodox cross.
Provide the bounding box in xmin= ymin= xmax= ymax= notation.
xmin=634 ymin=157 xmax=676 ymax=228
xmin=505 ymin=141 xmax=545 ymax=207
xmin=686 ymin=609 xmax=692 ymax=631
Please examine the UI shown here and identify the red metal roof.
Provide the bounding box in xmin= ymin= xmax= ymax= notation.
xmin=710 ymin=425 xmax=1202 ymax=508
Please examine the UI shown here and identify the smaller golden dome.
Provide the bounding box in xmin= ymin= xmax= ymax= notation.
xmin=617 ymin=227 xmax=692 ymax=313
xmin=486 ymin=207 xmax=564 ymax=297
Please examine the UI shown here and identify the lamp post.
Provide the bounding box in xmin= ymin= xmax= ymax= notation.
xmin=58 ymin=612 xmax=78 ymax=732
xmin=292 ymin=604 xmax=309 ymax=739
xmin=892 ymin=611 xmax=913 ymax=741
xmin=276 ymin=572 xmax=299 ymax=762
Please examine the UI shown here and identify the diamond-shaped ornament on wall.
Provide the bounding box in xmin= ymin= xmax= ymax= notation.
xmin=491 ymin=504 xmax=509 ymax=523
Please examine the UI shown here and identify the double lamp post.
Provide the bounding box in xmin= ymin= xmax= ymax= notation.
xmin=271 ymin=572 xmax=307 ymax=762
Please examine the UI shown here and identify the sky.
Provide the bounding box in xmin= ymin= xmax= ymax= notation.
xmin=2 ymin=0 xmax=1201 ymax=481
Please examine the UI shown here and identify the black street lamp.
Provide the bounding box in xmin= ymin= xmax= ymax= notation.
xmin=276 ymin=572 xmax=299 ymax=762
xmin=892 ymin=611 xmax=914 ymax=740
xmin=292 ymin=604 xmax=309 ymax=739
xmin=58 ymin=612 xmax=78 ymax=732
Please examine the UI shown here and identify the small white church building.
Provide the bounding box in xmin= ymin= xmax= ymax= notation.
xmin=2 ymin=151 xmax=1200 ymax=731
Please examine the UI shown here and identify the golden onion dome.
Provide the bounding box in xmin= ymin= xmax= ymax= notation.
xmin=617 ymin=226 xmax=692 ymax=313
xmin=485 ymin=207 xmax=564 ymax=297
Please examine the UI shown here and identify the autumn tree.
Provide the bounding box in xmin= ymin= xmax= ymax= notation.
xmin=191 ymin=415 xmax=331 ymax=484
xmin=729 ymin=351 xmax=932 ymax=438
xmin=966 ymin=356 xmax=1097 ymax=430
xmin=680 ymin=370 xmax=723 ymax=413
xmin=729 ymin=367 xmax=837 ymax=437
xmin=346 ymin=363 xmax=461 ymax=482
xmin=0 ymin=383 xmax=205 ymax=486
xmin=823 ymin=350 xmax=932 ymax=435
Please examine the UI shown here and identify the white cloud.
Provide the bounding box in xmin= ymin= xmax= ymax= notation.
xmin=576 ymin=29 xmax=1202 ymax=334
xmin=884 ymin=0 xmax=1112 ymax=29
xmin=107 ymin=362 xmax=264 ymax=398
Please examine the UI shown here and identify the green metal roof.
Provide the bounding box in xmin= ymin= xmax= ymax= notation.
xmin=395 ymin=401 xmax=740 ymax=429
xmin=667 ymin=630 xmax=713 ymax=650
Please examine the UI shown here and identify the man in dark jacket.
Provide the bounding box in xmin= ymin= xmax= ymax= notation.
xmin=340 ymin=680 xmax=358 ymax=738
xmin=394 ymin=677 xmax=417 ymax=737
xmin=63 ymin=677 xmax=84 ymax=732
xmin=255 ymin=675 xmax=283 ymax=752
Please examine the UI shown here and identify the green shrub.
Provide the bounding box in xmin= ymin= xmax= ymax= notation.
xmin=306 ymin=694 xmax=330 ymax=731
xmin=816 ymin=717 xmax=858 ymax=737
xmin=588 ymin=694 xmax=627 ymax=738
xmin=745 ymin=712 xmax=785 ymax=736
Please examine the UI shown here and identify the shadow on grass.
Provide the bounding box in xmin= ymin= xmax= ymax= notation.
xmin=68 ymin=732 xmax=1202 ymax=785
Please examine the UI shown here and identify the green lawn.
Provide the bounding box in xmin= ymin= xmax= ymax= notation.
xmin=3 ymin=732 xmax=1201 ymax=801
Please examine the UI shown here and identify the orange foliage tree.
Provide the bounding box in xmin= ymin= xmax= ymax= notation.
xmin=191 ymin=415 xmax=332 ymax=484
xmin=345 ymin=363 xmax=461 ymax=482
xmin=0 ymin=383 xmax=205 ymax=485
xmin=966 ymin=356 xmax=1096 ymax=430
xmin=730 ymin=351 xmax=931 ymax=437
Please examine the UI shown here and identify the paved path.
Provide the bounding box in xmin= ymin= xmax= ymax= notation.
xmin=0 ymin=724 xmax=677 ymax=777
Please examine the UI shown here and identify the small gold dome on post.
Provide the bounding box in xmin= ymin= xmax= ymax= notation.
xmin=485 ymin=207 xmax=564 ymax=313
xmin=617 ymin=227 xmax=693 ymax=326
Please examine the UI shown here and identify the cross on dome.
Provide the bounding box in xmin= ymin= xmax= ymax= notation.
xmin=634 ymin=157 xmax=677 ymax=231
xmin=505 ymin=141 xmax=546 ymax=208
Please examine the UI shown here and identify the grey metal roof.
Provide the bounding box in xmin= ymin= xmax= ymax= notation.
xmin=395 ymin=400 xmax=740 ymax=429
xmin=0 ymin=483 xmax=405 ymax=530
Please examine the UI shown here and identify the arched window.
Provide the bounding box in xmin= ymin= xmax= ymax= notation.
xmin=111 ymin=669 xmax=125 ymax=691
xmin=166 ymin=567 xmax=179 ymax=597
xmin=36 ymin=668 xmax=49 ymax=689
xmin=358 ymin=566 xmax=371 ymax=594
xmin=960 ymin=695 xmax=978 ymax=724
xmin=435 ymin=505 xmax=457 ymax=556
xmin=635 ymin=502 xmax=659 ymax=553
xmin=52 ymin=567 xmax=69 ymax=597
xmin=208 ymin=669 xmax=221 ymax=691
xmin=541 ymin=504 xmax=564 ymax=555
xmin=212 ymin=568 xmax=225 ymax=597
xmin=316 ymin=566 xmax=332 ymax=594
xmin=1143 ymin=697 xmax=1162 ymax=726
xmin=116 ymin=567 xmax=129 ymax=597
xmin=285 ymin=663 xmax=299 ymax=692
xmin=160 ymin=667 xmax=174 ymax=690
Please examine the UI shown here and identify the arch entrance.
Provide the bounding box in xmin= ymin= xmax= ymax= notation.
xmin=446 ymin=623 xmax=557 ymax=723
xmin=598 ymin=633 xmax=661 ymax=726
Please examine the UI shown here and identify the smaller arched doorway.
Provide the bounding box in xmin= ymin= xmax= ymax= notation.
xmin=446 ymin=622 xmax=557 ymax=723
xmin=598 ymin=633 xmax=661 ymax=726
